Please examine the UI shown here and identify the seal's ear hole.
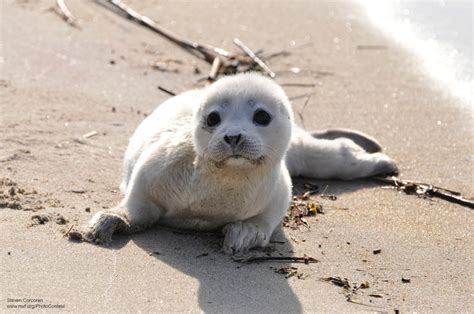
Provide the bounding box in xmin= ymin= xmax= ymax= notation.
xmin=253 ymin=109 xmax=272 ymax=126
xmin=206 ymin=111 xmax=221 ymax=127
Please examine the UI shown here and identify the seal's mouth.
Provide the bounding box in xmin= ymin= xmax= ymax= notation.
xmin=214 ymin=155 xmax=266 ymax=168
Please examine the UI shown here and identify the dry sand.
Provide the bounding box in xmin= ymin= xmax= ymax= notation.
xmin=1 ymin=0 xmax=472 ymax=312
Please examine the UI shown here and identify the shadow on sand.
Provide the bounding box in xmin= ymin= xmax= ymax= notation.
xmin=128 ymin=227 xmax=302 ymax=313
xmin=92 ymin=178 xmax=381 ymax=312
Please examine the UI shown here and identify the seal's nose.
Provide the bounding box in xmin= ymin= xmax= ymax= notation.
xmin=223 ymin=134 xmax=242 ymax=148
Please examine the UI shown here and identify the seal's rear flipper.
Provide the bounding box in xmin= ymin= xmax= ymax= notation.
xmin=311 ymin=128 xmax=382 ymax=153
xmin=287 ymin=127 xmax=398 ymax=179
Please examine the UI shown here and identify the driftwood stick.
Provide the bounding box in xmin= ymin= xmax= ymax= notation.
xmin=208 ymin=57 xmax=222 ymax=82
xmin=104 ymin=0 xmax=231 ymax=64
xmin=374 ymin=176 xmax=474 ymax=209
xmin=54 ymin=0 xmax=79 ymax=28
xmin=233 ymin=38 xmax=276 ymax=78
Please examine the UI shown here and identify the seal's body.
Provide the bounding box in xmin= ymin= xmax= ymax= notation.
xmin=84 ymin=73 xmax=397 ymax=254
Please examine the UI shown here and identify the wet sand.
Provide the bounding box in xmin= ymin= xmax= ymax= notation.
xmin=1 ymin=0 xmax=472 ymax=312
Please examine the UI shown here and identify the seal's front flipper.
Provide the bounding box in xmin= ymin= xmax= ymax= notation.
xmin=311 ymin=128 xmax=382 ymax=153
xmin=82 ymin=210 xmax=132 ymax=245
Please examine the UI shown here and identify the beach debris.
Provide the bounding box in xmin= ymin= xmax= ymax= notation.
xmin=68 ymin=189 xmax=86 ymax=194
xmin=321 ymin=276 xmax=350 ymax=289
xmin=54 ymin=214 xmax=68 ymax=225
xmin=52 ymin=0 xmax=79 ymax=28
xmin=157 ymin=86 xmax=177 ymax=96
xmin=271 ymin=266 xmax=309 ymax=279
xmin=82 ymin=131 xmax=98 ymax=139
xmin=321 ymin=277 xmax=381 ymax=307
xmin=284 ymin=191 xmax=324 ymax=229
xmin=0 ymin=178 xmax=47 ymax=211
xmin=297 ymin=95 xmax=311 ymax=129
xmin=233 ymin=255 xmax=318 ymax=264
xmin=67 ymin=230 xmax=84 ymax=242
xmin=97 ymin=0 xmax=279 ymax=81
xmin=0 ymin=79 xmax=10 ymax=88
xmin=318 ymin=185 xmax=338 ymax=201
xmin=320 ymin=193 xmax=338 ymax=201
xmin=0 ymin=153 xmax=19 ymax=163
xmin=63 ymin=224 xmax=75 ymax=238
xmin=31 ymin=213 xmax=68 ymax=226
xmin=401 ymin=277 xmax=411 ymax=283
xmin=233 ymin=38 xmax=275 ymax=78
xmin=359 ymin=281 xmax=370 ymax=289
xmin=303 ymin=183 xmax=319 ymax=193
xmin=280 ymin=83 xmax=316 ymax=87
xmin=288 ymin=93 xmax=316 ymax=101
xmin=31 ymin=214 xmax=50 ymax=225
xmin=207 ymin=57 xmax=222 ymax=82
xmin=150 ymin=59 xmax=181 ymax=73
xmin=356 ymin=45 xmax=387 ymax=50
xmin=374 ymin=176 xmax=474 ymax=209
xmin=373 ymin=249 xmax=382 ymax=255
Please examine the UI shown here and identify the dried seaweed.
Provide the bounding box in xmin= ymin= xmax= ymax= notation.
xmin=283 ymin=191 xmax=324 ymax=229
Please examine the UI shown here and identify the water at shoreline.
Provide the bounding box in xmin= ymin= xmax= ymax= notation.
xmin=359 ymin=0 xmax=473 ymax=107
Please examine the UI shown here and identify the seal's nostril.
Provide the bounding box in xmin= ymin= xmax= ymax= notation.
xmin=223 ymin=134 xmax=242 ymax=146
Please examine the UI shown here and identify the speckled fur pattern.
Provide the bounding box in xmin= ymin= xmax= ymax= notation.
xmin=80 ymin=73 xmax=398 ymax=254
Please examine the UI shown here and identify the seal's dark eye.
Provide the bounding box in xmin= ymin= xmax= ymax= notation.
xmin=206 ymin=111 xmax=221 ymax=127
xmin=253 ymin=109 xmax=272 ymax=126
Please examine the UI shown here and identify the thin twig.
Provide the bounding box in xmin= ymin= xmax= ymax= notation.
xmin=288 ymin=93 xmax=316 ymax=101
xmin=63 ymin=224 xmax=75 ymax=238
xmin=233 ymin=255 xmax=319 ymax=264
xmin=233 ymin=38 xmax=276 ymax=78
xmin=346 ymin=298 xmax=382 ymax=308
xmin=280 ymin=83 xmax=316 ymax=87
xmin=298 ymin=95 xmax=311 ymax=129
xmin=157 ymin=85 xmax=176 ymax=96
xmin=374 ymin=176 xmax=474 ymax=209
xmin=54 ymin=0 xmax=79 ymax=28
xmin=261 ymin=50 xmax=291 ymax=60
xmin=83 ymin=131 xmax=98 ymax=138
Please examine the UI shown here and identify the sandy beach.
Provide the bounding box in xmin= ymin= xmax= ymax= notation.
xmin=1 ymin=0 xmax=472 ymax=312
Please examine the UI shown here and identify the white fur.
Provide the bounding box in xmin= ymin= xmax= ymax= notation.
xmin=84 ymin=73 xmax=397 ymax=254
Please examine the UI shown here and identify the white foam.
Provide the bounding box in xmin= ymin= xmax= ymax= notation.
xmin=359 ymin=0 xmax=473 ymax=107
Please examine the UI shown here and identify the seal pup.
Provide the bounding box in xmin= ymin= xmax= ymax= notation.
xmin=81 ymin=73 xmax=397 ymax=255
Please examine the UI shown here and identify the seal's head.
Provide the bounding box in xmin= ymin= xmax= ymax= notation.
xmin=193 ymin=73 xmax=294 ymax=170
